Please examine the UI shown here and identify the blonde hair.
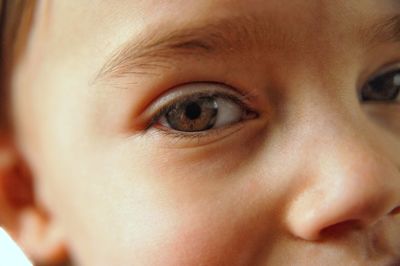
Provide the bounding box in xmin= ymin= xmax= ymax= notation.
xmin=0 ymin=0 xmax=36 ymax=131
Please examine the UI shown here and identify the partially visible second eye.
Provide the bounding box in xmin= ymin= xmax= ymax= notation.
xmin=361 ymin=68 xmax=400 ymax=102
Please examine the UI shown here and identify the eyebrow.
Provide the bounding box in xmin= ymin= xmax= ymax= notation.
xmin=361 ymin=14 xmax=400 ymax=46
xmin=94 ymin=16 xmax=289 ymax=83
xmin=95 ymin=13 xmax=400 ymax=84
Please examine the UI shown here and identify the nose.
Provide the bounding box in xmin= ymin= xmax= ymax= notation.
xmin=285 ymin=126 xmax=400 ymax=241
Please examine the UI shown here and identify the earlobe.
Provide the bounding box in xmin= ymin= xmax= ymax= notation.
xmin=18 ymin=208 xmax=68 ymax=265
xmin=0 ymin=137 xmax=68 ymax=265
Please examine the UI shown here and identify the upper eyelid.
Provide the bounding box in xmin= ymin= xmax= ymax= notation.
xmin=365 ymin=62 xmax=400 ymax=84
xmin=143 ymin=82 xmax=255 ymax=117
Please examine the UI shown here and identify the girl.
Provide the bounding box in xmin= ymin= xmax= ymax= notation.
xmin=0 ymin=0 xmax=399 ymax=265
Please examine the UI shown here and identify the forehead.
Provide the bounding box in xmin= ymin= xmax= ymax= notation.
xmin=30 ymin=0 xmax=400 ymax=90
xmin=50 ymin=0 xmax=396 ymax=25
xmin=45 ymin=0 xmax=398 ymax=55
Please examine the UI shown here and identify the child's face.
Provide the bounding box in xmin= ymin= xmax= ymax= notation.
xmin=11 ymin=0 xmax=400 ymax=265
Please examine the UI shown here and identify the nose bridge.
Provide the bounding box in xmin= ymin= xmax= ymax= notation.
xmin=285 ymin=106 xmax=400 ymax=241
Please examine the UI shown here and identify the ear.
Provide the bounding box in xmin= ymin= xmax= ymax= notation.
xmin=0 ymin=135 xmax=68 ymax=265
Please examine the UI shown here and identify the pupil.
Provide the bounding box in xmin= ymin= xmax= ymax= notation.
xmin=185 ymin=102 xmax=202 ymax=120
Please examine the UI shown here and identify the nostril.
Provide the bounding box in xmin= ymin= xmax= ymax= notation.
xmin=389 ymin=206 xmax=400 ymax=215
xmin=320 ymin=220 xmax=363 ymax=238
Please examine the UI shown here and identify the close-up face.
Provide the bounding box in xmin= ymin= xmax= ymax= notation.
xmin=6 ymin=0 xmax=400 ymax=265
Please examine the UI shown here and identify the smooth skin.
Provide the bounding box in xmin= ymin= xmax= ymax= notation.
xmin=1 ymin=0 xmax=399 ymax=265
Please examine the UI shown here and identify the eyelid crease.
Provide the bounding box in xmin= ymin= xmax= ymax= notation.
xmin=144 ymin=82 xmax=256 ymax=114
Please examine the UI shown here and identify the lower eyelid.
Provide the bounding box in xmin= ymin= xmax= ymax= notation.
xmin=148 ymin=120 xmax=249 ymax=148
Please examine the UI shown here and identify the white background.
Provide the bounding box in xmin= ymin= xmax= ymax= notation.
xmin=0 ymin=227 xmax=32 ymax=266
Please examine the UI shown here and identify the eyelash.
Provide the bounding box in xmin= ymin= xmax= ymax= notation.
xmin=153 ymin=118 xmax=247 ymax=141
xmin=144 ymin=85 xmax=258 ymax=139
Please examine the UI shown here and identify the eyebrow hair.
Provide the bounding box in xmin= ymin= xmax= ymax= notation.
xmin=94 ymin=16 xmax=290 ymax=83
xmin=361 ymin=14 xmax=400 ymax=45
xmin=95 ymin=13 xmax=400 ymax=84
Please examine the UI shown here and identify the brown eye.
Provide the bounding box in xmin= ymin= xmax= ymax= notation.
xmin=361 ymin=69 xmax=400 ymax=102
xmin=166 ymin=97 xmax=218 ymax=132
xmin=147 ymin=82 xmax=258 ymax=134
xmin=159 ymin=93 xmax=253 ymax=133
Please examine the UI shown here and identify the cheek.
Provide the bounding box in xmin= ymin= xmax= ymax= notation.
xmin=21 ymin=87 xmax=278 ymax=265
xmin=104 ymin=151 xmax=280 ymax=265
xmin=107 ymin=193 xmax=264 ymax=266
xmin=38 ymin=142 xmax=276 ymax=265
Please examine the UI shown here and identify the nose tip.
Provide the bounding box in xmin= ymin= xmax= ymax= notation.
xmin=287 ymin=187 xmax=400 ymax=241
xmin=285 ymin=157 xmax=400 ymax=241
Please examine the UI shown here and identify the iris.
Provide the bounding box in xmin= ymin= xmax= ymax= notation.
xmin=166 ymin=97 xmax=218 ymax=132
